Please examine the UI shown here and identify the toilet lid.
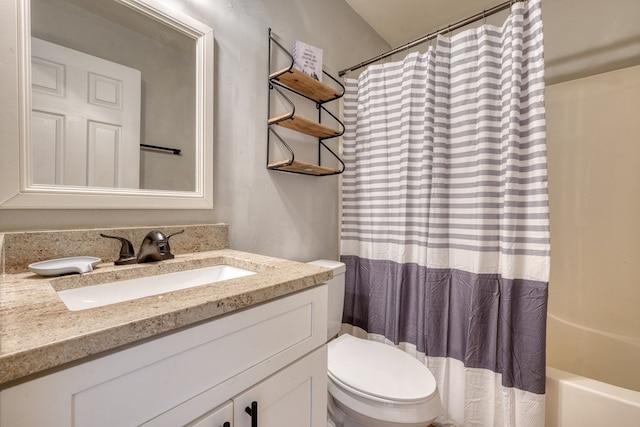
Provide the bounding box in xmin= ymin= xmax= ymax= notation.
xmin=328 ymin=334 xmax=437 ymax=403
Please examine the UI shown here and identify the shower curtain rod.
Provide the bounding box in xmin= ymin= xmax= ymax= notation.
xmin=338 ymin=0 xmax=519 ymax=77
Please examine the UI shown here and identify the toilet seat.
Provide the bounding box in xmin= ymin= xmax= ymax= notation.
xmin=327 ymin=334 xmax=441 ymax=426
xmin=328 ymin=334 xmax=438 ymax=403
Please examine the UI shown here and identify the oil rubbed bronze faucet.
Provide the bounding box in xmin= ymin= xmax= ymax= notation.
xmin=100 ymin=230 xmax=184 ymax=265
xmin=136 ymin=230 xmax=184 ymax=263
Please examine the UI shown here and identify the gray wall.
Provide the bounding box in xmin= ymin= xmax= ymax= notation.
xmin=0 ymin=0 xmax=388 ymax=263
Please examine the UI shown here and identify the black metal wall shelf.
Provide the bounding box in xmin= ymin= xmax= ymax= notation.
xmin=267 ymin=29 xmax=345 ymax=176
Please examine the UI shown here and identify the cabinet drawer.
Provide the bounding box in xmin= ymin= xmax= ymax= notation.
xmin=0 ymin=285 xmax=328 ymax=427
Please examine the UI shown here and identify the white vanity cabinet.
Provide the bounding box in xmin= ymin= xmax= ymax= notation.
xmin=0 ymin=285 xmax=328 ymax=427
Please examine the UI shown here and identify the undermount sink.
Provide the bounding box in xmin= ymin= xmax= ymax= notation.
xmin=56 ymin=265 xmax=256 ymax=311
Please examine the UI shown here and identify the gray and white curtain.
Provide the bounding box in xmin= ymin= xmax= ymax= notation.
xmin=340 ymin=1 xmax=549 ymax=426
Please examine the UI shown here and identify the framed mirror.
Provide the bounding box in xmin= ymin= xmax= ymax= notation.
xmin=0 ymin=0 xmax=213 ymax=209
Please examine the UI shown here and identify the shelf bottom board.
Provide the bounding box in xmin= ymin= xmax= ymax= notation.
xmin=268 ymin=160 xmax=341 ymax=176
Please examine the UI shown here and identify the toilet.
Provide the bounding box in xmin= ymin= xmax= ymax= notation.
xmin=308 ymin=260 xmax=442 ymax=427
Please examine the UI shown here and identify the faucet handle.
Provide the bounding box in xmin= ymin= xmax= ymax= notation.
xmin=166 ymin=229 xmax=185 ymax=240
xmin=99 ymin=233 xmax=137 ymax=265
xmin=161 ymin=229 xmax=185 ymax=260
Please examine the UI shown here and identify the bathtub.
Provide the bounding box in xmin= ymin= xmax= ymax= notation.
xmin=545 ymin=367 xmax=640 ymax=426
xmin=545 ymin=314 xmax=640 ymax=426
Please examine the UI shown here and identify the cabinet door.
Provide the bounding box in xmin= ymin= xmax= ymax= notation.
xmin=234 ymin=346 xmax=327 ymax=427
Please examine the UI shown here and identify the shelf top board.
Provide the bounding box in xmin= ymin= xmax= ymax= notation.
xmin=270 ymin=68 xmax=342 ymax=103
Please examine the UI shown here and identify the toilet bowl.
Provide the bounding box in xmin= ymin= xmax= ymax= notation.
xmin=308 ymin=260 xmax=442 ymax=427
xmin=328 ymin=333 xmax=441 ymax=427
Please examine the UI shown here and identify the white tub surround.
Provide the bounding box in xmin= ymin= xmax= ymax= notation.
xmin=545 ymin=367 xmax=640 ymax=427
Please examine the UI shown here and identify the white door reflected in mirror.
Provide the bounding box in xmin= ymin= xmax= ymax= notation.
xmin=31 ymin=38 xmax=141 ymax=188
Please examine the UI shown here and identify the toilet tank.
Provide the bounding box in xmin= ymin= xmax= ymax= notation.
xmin=308 ymin=260 xmax=346 ymax=339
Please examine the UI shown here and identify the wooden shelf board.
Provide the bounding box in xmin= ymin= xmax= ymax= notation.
xmin=269 ymin=114 xmax=341 ymax=139
xmin=268 ymin=160 xmax=341 ymax=176
xmin=269 ymin=68 xmax=341 ymax=103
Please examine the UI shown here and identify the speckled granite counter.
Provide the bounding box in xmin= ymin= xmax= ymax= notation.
xmin=0 ymin=249 xmax=332 ymax=389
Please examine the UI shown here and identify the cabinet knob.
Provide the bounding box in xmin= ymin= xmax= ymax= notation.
xmin=244 ymin=401 xmax=258 ymax=427
xmin=222 ymin=422 xmax=230 ymax=427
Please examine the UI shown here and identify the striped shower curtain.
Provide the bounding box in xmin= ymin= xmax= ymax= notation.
xmin=340 ymin=1 xmax=549 ymax=426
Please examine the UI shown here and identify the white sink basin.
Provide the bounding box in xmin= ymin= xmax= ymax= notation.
xmin=57 ymin=265 xmax=256 ymax=311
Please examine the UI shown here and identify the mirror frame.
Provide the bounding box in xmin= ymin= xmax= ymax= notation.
xmin=0 ymin=0 xmax=214 ymax=209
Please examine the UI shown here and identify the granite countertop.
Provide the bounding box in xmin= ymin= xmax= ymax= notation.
xmin=0 ymin=249 xmax=332 ymax=389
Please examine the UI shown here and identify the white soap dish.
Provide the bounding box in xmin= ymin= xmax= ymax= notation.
xmin=28 ymin=256 xmax=101 ymax=276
